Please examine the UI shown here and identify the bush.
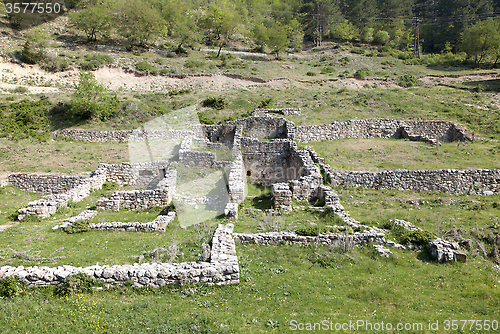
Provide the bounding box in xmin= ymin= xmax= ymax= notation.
xmin=350 ymin=48 xmax=364 ymax=54
xmin=398 ymin=74 xmax=418 ymax=88
xmin=306 ymin=71 xmax=317 ymax=76
xmin=62 ymin=220 xmax=89 ymax=234
xmin=135 ymin=61 xmax=158 ymax=73
xmin=0 ymin=276 xmax=23 ymax=297
xmin=40 ymin=56 xmax=70 ymax=72
xmin=374 ymin=30 xmax=390 ymax=45
xmin=56 ymin=273 xmax=102 ymax=295
xmin=202 ymin=97 xmax=226 ymax=110
xmin=390 ymin=226 xmax=434 ymax=246
xmin=257 ymin=98 xmax=274 ymax=108
xmin=20 ymin=40 xmax=44 ymax=64
xmin=80 ymin=53 xmax=113 ymax=70
xmin=320 ymin=66 xmax=335 ymax=74
xmin=69 ymin=71 xmax=119 ymax=121
xmin=353 ymin=68 xmax=370 ymax=79
xmin=0 ymin=97 xmax=51 ymax=141
xmin=295 ymin=225 xmax=319 ymax=236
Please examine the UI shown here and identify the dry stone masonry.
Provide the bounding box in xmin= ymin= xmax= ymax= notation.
xmin=89 ymin=212 xmax=175 ymax=232
xmin=328 ymin=169 xmax=500 ymax=195
xmin=8 ymin=174 xmax=88 ymax=195
xmin=295 ymin=119 xmax=474 ymax=144
xmin=0 ymin=224 xmax=239 ymax=288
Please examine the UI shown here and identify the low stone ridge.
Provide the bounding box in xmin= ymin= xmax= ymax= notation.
xmin=8 ymin=174 xmax=88 ymax=194
xmin=51 ymin=129 xmax=194 ymax=143
xmin=233 ymin=231 xmax=385 ymax=246
xmin=53 ymin=210 xmax=98 ymax=230
xmin=295 ymin=119 xmax=474 ymax=143
xmin=252 ymin=108 xmax=301 ymax=116
xmin=374 ymin=245 xmax=393 ymax=257
xmin=392 ymin=219 xmax=421 ymax=232
xmin=328 ymin=169 xmax=500 ymax=195
xmin=89 ymin=212 xmax=176 ymax=232
xmin=0 ymin=224 xmax=239 ymax=288
xmin=428 ymin=239 xmax=467 ymax=262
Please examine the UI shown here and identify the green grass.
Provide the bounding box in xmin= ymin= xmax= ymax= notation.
xmin=307 ymin=139 xmax=500 ymax=171
xmin=0 ymin=139 xmax=128 ymax=173
xmin=0 ymin=244 xmax=499 ymax=333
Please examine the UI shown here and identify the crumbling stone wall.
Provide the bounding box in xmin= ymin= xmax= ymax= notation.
xmin=96 ymin=189 xmax=173 ymax=211
xmin=328 ymin=169 xmax=500 ymax=195
xmin=17 ymin=166 xmax=107 ymax=220
xmin=90 ymin=212 xmax=176 ymax=232
xmin=295 ymin=119 xmax=474 ymax=143
xmin=179 ymin=137 xmax=217 ymax=168
xmin=233 ymin=231 xmax=385 ymax=246
xmin=225 ymin=125 xmax=246 ymax=219
xmin=100 ymin=161 xmax=171 ymax=189
xmin=8 ymin=174 xmax=87 ymax=194
xmin=0 ymin=224 xmax=239 ymax=288
xmin=51 ymin=129 xmax=194 ymax=143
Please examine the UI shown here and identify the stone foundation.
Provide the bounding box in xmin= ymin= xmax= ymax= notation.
xmin=0 ymin=224 xmax=239 ymax=288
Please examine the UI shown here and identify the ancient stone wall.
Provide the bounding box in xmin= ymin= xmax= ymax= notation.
xmin=96 ymin=189 xmax=173 ymax=211
xmin=17 ymin=166 xmax=108 ymax=220
xmin=89 ymin=212 xmax=176 ymax=232
xmin=100 ymin=161 xmax=171 ymax=189
xmin=225 ymin=125 xmax=246 ymax=219
xmin=328 ymin=169 xmax=500 ymax=195
xmin=51 ymin=129 xmax=194 ymax=143
xmin=8 ymin=174 xmax=87 ymax=194
xmin=0 ymin=224 xmax=239 ymax=288
xmin=179 ymin=137 xmax=217 ymax=168
xmin=233 ymin=231 xmax=385 ymax=246
xmin=295 ymin=119 xmax=474 ymax=143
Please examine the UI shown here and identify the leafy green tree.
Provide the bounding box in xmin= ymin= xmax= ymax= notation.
xmin=69 ymin=5 xmax=112 ymax=42
xmin=199 ymin=2 xmax=239 ymax=57
xmin=331 ymin=19 xmax=359 ymax=41
xmin=286 ymin=18 xmax=304 ymax=51
xmin=300 ymin=0 xmax=342 ymax=47
xmin=252 ymin=23 xmax=269 ymax=52
xmin=70 ymin=71 xmax=118 ymax=120
xmin=268 ymin=23 xmax=289 ymax=58
xmin=460 ymin=18 xmax=500 ymax=65
xmin=115 ymin=0 xmax=166 ymax=48
xmin=373 ymin=30 xmax=390 ymax=45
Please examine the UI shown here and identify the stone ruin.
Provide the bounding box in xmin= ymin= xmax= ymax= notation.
xmin=1 ymin=114 xmax=498 ymax=287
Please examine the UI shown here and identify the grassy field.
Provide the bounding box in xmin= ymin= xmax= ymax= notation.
xmin=306 ymin=139 xmax=500 ymax=171
xmin=1 ymin=18 xmax=500 ymax=334
xmin=0 ymin=244 xmax=499 ymax=333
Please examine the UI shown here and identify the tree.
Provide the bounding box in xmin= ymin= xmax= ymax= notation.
xmin=70 ymin=71 xmax=118 ymax=120
xmin=199 ymin=2 xmax=239 ymax=57
xmin=331 ymin=19 xmax=359 ymax=41
xmin=115 ymin=0 xmax=166 ymax=48
xmin=252 ymin=23 xmax=269 ymax=52
xmin=69 ymin=5 xmax=112 ymax=42
xmin=300 ymin=0 xmax=342 ymax=47
xmin=268 ymin=23 xmax=289 ymax=58
xmin=460 ymin=18 xmax=500 ymax=65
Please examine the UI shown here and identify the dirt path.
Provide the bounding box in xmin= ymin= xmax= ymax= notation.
xmin=0 ymin=222 xmax=18 ymax=231
xmin=2 ymin=58 xmax=500 ymax=94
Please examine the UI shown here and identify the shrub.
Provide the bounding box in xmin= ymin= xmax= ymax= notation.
xmin=398 ymin=74 xmax=418 ymax=88
xmin=295 ymin=225 xmax=320 ymax=236
xmin=354 ymin=68 xmax=370 ymax=79
xmin=202 ymin=97 xmax=226 ymax=110
xmin=0 ymin=97 xmax=51 ymax=141
xmin=62 ymin=220 xmax=89 ymax=234
xmin=0 ymin=276 xmax=23 ymax=297
xmin=135 ymin=61 xmax=158 ymax=73
xmin=184 ymin=59 xmax=205 ymax=68
xmin=20 ymin=40 xmax=44 ymax=64
xmin=257 ymin=98 xmax=274 ymax=108
xmin=56 ymin=273 xmax=102 ymax=295
xmin=390 ymin=226 xmax=434 ymax=246
xmin=350 ymin=48 xmax=364 ymax=54
xmin=320 ymin=66 xmax=335 ymax=74
xmin=374 ymin=30 xmax=390 ymax=45
xmin=40 ymin=56 xmax=70 ymax=72
xmin=306 ymin=71 xmax=317 ymax=76
xmin=338 ymin=70 xmax=350 ymax=78
xmin=80 ymin=53 xmax=113 ymax=70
